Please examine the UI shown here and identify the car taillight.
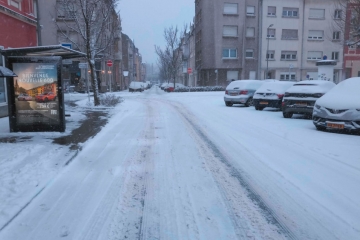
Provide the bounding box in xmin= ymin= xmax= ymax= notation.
xmin=225 ymin=90 xmax=228 ymax=95
xmin=277 ymin=94 xmax=284 ymax=99
xmin=239 ymin=90 xmax=248 ymax=95
xmin=282 ymin=101 xmax=285 ymax=106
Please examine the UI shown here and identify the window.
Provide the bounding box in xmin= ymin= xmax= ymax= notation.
xmin=223 ymin=48 xmax=237 ymax=58
xmin=57 ymin=1 xmax=76 ymax=19
xmin=309 ymin=9 xmax=325 ymax=19
xmin=282 ymin=29 xmax=298 ymax=40
xmin=227 ymin=71 xmax=239 ymax=81
xmin=268 ymin=6 xmax=276 ymax=16
xmin=308 ymin=30 xmax=324 ymax=40
xmin=267 ymin=28 xmax=275 ymax=38
xmin=8 ymin=0 xmax=20 ymax=9
xmin=246 ymin=27 xmax=255 ymax=37
xmin=266 ymin=50 xmax=275 ymax=60
xmin=246 ymin=6 xmax=255 ymax=16
xmin=282 ymin=8 xmax=298 ymax=17
xmin=223 ymin=25 xmax=238 ymax=37
xmin=333 ymin=31 xmax=340 ymax=40
xmin=281 ymin=51 xmax=297 ymax=60
xmin=280 ymin=73 xmax=296 ymax=80
xmin=307 ymin=51 xmax=323 ymax=60
xmin=224 ymin=3 xmax=238 ymax=14
xmin=334 ymin=9 xmax=342 ymax=19
xmin=331 ymin=52 xmax=339 ymax=60
xmin=245 ymin=49 xmax=254 ymax=58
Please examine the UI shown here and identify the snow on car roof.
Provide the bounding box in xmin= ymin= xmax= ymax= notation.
xmin=255 ymin=81 xmax=295 ymax=93
xmin=226 ymin=80 xmax=267 ymax=90
xmin=286 ymin=80 xmax=335 ymax=93
xmin=316 ymin=77 xmax=360 ymax=109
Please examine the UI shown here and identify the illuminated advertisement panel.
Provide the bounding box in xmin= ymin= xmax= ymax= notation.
xmin=7 ymin=57 xmax=65 ymax=132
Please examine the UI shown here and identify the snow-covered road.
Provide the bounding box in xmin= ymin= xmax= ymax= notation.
xmin=1 ymin=87 xmax=359 ymax=240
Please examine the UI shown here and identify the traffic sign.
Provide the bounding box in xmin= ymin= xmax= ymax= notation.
xmin=107 ymin=60 xmax=113 ymax=67
xmin=78 ymin=63 xmax=88 ymax=69
xmin=187 ymin=68 xmax=192 ymax=74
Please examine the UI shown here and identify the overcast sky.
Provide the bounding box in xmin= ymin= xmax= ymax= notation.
xmin=118 ymin=0 xmax=194 ymax=67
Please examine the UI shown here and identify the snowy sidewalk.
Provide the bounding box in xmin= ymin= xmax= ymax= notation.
xmin=0 ymin=93 xmax=111 ymax=231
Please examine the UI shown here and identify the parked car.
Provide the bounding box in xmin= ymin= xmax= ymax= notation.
xmin=129 ymin=81 xmax=144 ymax=92
xmin=224 ymin=80 xmax=277 ymax=107
xmin=17 ymin=93 xmax=33 ymax=101
xmin=163 ymin=83 xmax=185 ymax=92
xmin=312 ymin=77 xmax=360 ymax=132
xmin=282 ymin=80 xmax=335 ymax=118
xmin=253 ymin=81 xmax=295 ymax=110
xmin=35 ymin=92 xmax=57 ymax=102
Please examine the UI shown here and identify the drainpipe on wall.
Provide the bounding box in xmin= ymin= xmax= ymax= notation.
xmin=300 ymin=0 xmax=305 ymax=81
xmin=258 ymin=0 xmax=263 ymax=79
xmin=35 ymin=0 xmax=42 ymax=46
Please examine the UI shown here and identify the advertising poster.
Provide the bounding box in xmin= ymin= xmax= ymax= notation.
xmin=12 ymin=62 xmax=60 ymax=126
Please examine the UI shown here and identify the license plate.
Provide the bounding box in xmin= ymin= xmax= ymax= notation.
xmin=260 ymin=101 xmax=268 ymax=105
xmin=230 ymin=93 xmax=237 ymax=96
xmin=327 ymin=122 xmax=344 ymax=129
xmin=295 ymin=102 xmax=307 ymax=106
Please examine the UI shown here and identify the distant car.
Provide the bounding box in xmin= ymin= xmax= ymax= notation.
xmin=17 ymin=93 xmax=33 ymax=101
xmin=224 ymin=80 xmax=277 ymax=107
xmin=253 ymin=81 xmax=295 ymax=110
xmin=313 ymin=77 xmax=360 ymax=132
xmin=129 ymin=81 xmax=144 ymax=92
xmin=35 ymin=92 xmax=57 ymax=102
xmin=282 ymin=80 xmax=335 ymax=118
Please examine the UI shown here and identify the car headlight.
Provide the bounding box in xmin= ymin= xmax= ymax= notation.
xmin=315 ymin=104 xmax=321 ymax=110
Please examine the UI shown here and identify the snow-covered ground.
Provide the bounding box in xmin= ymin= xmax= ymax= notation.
xmin=0 ymin=87 xmax=359 ymax=240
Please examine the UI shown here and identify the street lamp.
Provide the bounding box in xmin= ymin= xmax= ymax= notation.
xmin=266 ymin=24 xmax=274 ymax=79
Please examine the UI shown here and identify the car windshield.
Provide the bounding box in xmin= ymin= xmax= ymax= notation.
xmin=0 ymin=1 xmax=359 ymax=240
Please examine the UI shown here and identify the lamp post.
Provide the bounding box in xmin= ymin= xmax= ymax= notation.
xmin=266 ymin=24 xmax=274 ymax=79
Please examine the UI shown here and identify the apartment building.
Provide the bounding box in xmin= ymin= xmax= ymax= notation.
xmin=195 ymin=0 xmax=260 ymax=86
xmin=0 ymin=0 xmax=38 ymax=117
xmin=343 ymin=1 xmax=360 ymax=78
xmin=261 ymin=0 xmax=344 ymax=82
xmin=37 ymin=0 xmax=123 ymax=92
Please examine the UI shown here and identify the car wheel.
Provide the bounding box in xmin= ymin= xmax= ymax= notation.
xmin=315 ymin=125 xmax=326 ymax=131
xmin=245 ymin=97 xmax=253 ymax=107
xmin=255 ymin=106 xmax=264 ymax=111
xmin=283 ymin=112 xmax=293 ymax=118
xmin=225 ymin=102 xmax=233 ymax=107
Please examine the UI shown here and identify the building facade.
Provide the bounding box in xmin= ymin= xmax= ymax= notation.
xmin=261 ymin=0 xmax=344 ymax=82
xmin=195 ymin=0 xmax=260 ymax=86
xmin=0 ymin=0 xmax=38 ymax=117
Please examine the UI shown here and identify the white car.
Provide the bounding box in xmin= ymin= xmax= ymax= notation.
xmin=224 ymin=80 xmax=277 ymax=107
xmin=129 ymin=81 xmax=144 ymax=92
xmin=253 ymin=81 xmax=295 ymax=110
xmin=282 ymin=80 xmax=336 ymax=118
xmin=313 ymin=77 xmax=360 ymax=132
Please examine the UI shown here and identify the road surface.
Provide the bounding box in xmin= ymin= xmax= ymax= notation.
xmin=1 ymin=87 xmax=359 ymax=240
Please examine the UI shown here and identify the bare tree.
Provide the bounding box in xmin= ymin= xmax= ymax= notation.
xmin=331 ymin=0 xmax=360 ymax=45
xmin=155 ymin=25 xmax=187 ymax=89
xmin=55 ymin=0 xmax=120 ymax=105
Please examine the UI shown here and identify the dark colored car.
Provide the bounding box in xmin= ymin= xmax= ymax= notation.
xmin=282 ymin=80 xmax=335 ymax=118
xmin=35 ymin=92 xmax=57 ymax=102
xmin=253 ymin=81 xmax=294 ymax=110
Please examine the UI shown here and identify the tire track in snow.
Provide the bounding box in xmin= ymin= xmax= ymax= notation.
xmin=155 ymin=99 xmax=297 ymax=240
xmin=106 ymin=103 xmax=160 ymax=240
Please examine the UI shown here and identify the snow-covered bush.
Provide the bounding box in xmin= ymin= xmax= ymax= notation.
xmin=99 ymin=94 xmax=123 ymax=107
